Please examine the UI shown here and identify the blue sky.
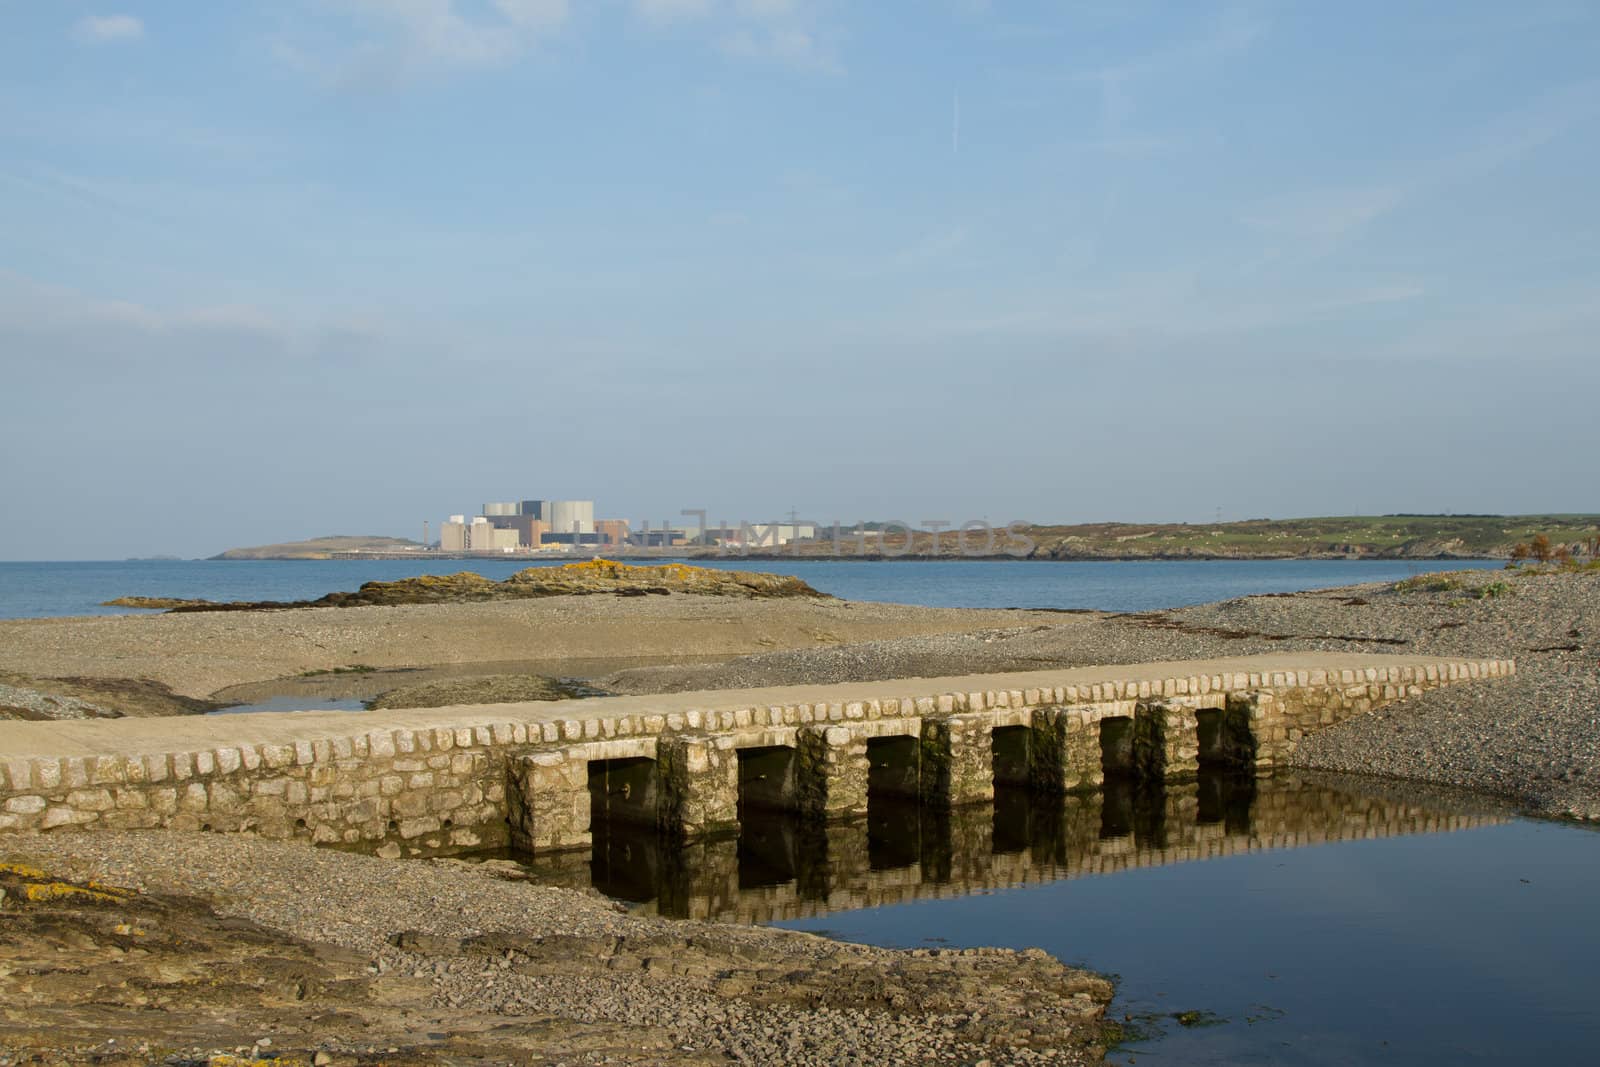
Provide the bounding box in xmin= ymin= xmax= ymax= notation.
xmin=2 ymin=1 xmax=1597 ymax=558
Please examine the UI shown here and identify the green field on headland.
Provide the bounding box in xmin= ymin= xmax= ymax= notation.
xmin=1017 ymin=514 xmax=1600 ymax=560
xmin=706 ymin=514 xmax=1600 ymax=560
xmin=213 ymin=535 xmax=425 ymax=559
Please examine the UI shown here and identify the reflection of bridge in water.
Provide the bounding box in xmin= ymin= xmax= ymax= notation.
xmin=518 ymin=772 xmax=1504 ymax=923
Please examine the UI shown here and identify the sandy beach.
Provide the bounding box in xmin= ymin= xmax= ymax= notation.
xmin=0 ymin=597 xmax=1087 ymax=701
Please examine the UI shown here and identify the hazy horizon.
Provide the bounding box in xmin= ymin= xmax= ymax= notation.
xmin=1 ymin=510 xmax=1595 ymax=563
xmin=4 ymin=2 xmax=1598 ymax=560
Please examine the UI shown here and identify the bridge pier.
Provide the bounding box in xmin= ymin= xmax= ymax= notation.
xmin=1030 ymin=705 xmax=1113 ymax=793
xmin=658 ymin=734 xmax=741 ymax=838
xmin=508 ymin=746 xmax=593 ymax=853
xmin=1133 ymin=699 xmax=1202 ymax=781
xmin=919 ymin=712 xmax=997 ymax=807
xmin=797 ymin=724 xmax=872 ymax=821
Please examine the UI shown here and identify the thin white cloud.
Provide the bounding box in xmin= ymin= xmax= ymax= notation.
xmin=634 ymin=0 xmax=715 ymax=22
xmin=284 ymin=0 xmax=570 ymax=85
xmin=0 ymin=271 xmax=392 ymax=369
xmin=72 ymin=14 xmax=144 ymax=44
xmin=1241 ymin=186 xmax=1406 ymax=242
xmin=1079 ymin=11 xmax=1267 ymax=130
xmin=493 ymin=0 xmax=568 ymax=30
xmin=1237 ymin=79 xmax=1600 ymax=262
xmin=736 ymin=0 xmax=798 ymax=17
xmin=718 ymin=24 xmax=838 ymax=73
xmin=629 ymin=0 xmax=837 ymax=71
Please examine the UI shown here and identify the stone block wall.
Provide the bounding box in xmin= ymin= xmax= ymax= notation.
xmin=0 ymin=657 xmax=1516 ymax=858
xmin=0 ymin=724 xmax=519 ymax=858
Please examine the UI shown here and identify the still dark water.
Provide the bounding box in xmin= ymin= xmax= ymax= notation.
xmin=0 ymin=558 xmax=1504 ymax=619
xmin=514 ymin=774 xmax=1600 ymax=1065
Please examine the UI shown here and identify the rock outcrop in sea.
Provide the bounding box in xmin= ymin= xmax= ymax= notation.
xmin=105 ymin=559 xmax=828 ymax=613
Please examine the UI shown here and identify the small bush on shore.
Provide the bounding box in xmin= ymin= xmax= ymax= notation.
xmin=1393 ymin=574 xmax=1463 ymax=594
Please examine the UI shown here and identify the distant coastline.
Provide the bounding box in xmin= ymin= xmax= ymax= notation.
xmin=209 ymin=515 xmax=1600 ymax=563
xmin=242 ymin=550 xmax=1504 ymax=563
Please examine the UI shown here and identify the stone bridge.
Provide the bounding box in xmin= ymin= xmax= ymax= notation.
xmin=0 ymin=653 xmax=1512 ymax=857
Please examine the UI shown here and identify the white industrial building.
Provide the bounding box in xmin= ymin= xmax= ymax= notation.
xmin=545 ymin=500 xmax=595 ymax=536
xmin=440 ymin=515 xmax=519 ymax=552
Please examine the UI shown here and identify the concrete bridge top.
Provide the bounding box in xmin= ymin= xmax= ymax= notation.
xmin=0 ymin=652 xmax=1511 ymax=763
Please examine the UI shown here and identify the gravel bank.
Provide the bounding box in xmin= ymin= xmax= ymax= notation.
xmin=3 ymin=830 xmax=1111 ymax=1066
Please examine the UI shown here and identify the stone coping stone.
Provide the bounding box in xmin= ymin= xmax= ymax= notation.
xmin=0 ymin=653 xmax=1511 ymax=767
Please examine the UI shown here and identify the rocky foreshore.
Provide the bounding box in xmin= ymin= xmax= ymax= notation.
xmin=0 ymin=832 xmax=1112 ymax=1065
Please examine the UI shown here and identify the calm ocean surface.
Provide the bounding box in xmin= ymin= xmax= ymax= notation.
xmin=0 ymin=558 xmax=1505 ymax=620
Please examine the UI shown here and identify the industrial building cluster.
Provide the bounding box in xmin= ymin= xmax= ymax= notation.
xmin=435 ymin=499 xmax=819 ymax=555
xmin=438 ymin=500 xmax=628 ymax=553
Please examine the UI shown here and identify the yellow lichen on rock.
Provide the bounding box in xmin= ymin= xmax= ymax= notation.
xmin=0 ymin=862 xmax=48 ymax=879
xmin=116 ymin=556 xmax=827 ymax=611
xmin=22 ymin=881 xmax=130 ymax=903
xmin=2 ymin=861 xmax=137 ymax=904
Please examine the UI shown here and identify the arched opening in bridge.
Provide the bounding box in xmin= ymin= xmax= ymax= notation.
xmin=1099 ymin=716 xmax=1137 ymax=779
xmin=991 ymin=725 xmax=1031 ymax=787
xmin=735 ymin=745 xmax=799 ymax=813
xmin=1196 ymin=706 xmax=1257 ymax=769
xmin=867 ymin=735 xmax=922 ymax=798
xmin=587 ymin=757 xmax=659 ymax=829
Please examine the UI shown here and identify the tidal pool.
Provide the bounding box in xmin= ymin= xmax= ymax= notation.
xmin=514 ymin=772 xmax=1600 ymax=1064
